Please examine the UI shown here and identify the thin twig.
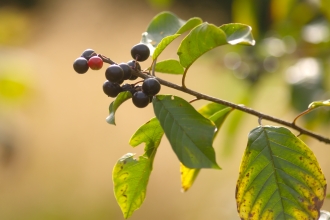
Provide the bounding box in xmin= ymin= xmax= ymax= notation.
xmin=101 ymin=55 xmax=330 ymax=144
xmin=130 ymin=68 xmax=330 ymax=144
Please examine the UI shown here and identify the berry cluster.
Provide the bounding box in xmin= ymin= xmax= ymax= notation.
xmin=73 ymin=44 xmax=160 ymax=108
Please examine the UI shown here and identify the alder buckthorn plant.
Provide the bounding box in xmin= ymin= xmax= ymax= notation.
xmin=73 ymin=11 xmax=330 ymax=219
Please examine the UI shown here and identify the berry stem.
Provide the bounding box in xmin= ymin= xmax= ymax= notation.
xmin=129 ymin=68 xmax=330 ymax=145
xmin=181 ymin=65 xmax=191 ymax=89
xmin=98 ymin=54 xmax=117 ymax=65
xmin=292 ymin=108 xmax=313 ymax=125
xmin=151 ymin=59 xmax=157 ymax=76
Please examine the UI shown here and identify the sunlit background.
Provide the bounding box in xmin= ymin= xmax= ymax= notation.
xmin=0 ymin=0 xmax=330 ymax=219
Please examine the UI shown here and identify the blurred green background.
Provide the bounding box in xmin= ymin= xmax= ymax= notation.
xmin=0 ymin=0 xmax=329 ymax=219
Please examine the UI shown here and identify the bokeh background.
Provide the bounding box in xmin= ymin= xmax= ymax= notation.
xmin=0 ymin=0 xmax=330 ymax=219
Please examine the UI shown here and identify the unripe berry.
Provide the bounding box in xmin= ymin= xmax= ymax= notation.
xmin=103 ymin=80 xmax=122 ymax=97
xmin=142 ymin=78 xmax=161 ymax=96
xmin=131 ymin=43 xmax=150 ymax=62
xmin=105 ymin=65 xmax=124 ymax=83
xmin=81 ymin=49 xmax=95 ymax=60
xmin=88 ymin=56 xmax=103 ymax=70
xmin=73 ymin=57 xmax=89 ymax=74
xmin=132 ymin=91 xmax=149 ymax=108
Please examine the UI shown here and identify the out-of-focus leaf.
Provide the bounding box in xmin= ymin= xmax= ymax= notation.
xmin=308 ymin=99 xmax=330 ymax=109
xmin=219 ymin=23 xmax=255 ymax=46
xmin=154 ymin=59 xmax=184 ymax=74
xmin=236 ymin=126 xmax=327 ymax=219
xmin=152 ymin=34 xmax=181 ymax=60
xmin=106 ymin=91 xmax=132 ymax=125
xmin=180 ymin=163 xmax=200 ymax=192
xmin=153 ymin=95 xmax=219 ymax=169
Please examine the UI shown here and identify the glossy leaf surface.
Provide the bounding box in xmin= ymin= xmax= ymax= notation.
xmin=308 ymin=99 xmax=330 ymax=109
xmin=236 ymin=126 xmax=327 ymax=220
xmin=153 ymin=95 xmax=219 ymax=169
xmin=145 ymin=11 xmax=185 ymax=47
xmin=219 ymin=23 xmax=255 ymax=46
xmin=106 ymin=91 xmax=132 ymax=125
xmin=154 ymin=59 xmax=184 ymax=74
xmin=113 ymin=118 xmax=163 ymax=219
xmin=177 ymin=22 xmax=255 ymax=68
xmin=177 ymin=23 xmax=227 ymax=68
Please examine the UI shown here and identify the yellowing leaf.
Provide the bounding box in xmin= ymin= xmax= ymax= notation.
xmin=236 ymin=126 xmax=327 ymax=220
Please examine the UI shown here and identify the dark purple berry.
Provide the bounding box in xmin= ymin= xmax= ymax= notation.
xmin=103 ymin=80 xmax=122 ymax=97
xmin=105 ymin=65 xmax=124 ymax=83
xmin=127 ymin=60 xmax=141 ymax=80
xmin=131 ymin=43 xmax=150 ymax=62
xmin=81 ymin=49 xmax=95 ymax=60
xmin=122 ymin=84 xmax=134 ymax=93
xmin=73 ymin=57 xmax=89 ymax=74
xmin=119 ymin=63 xmax=132 ymax=80
xmin=142 ymin=78 xmax=161 ymax=96
xmin=132 ymin=91 xmax=149 ymax=108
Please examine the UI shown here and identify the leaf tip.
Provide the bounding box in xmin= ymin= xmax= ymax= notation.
xmin=106 ymin=115 xmax=116 ymax=125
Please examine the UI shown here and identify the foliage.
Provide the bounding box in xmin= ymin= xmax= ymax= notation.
xmin=79 ymin=11 xmax=330 ymax=219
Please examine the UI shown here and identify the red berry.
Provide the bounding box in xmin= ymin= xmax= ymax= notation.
xmin=88 ymin=56 xmax=103 ymax=70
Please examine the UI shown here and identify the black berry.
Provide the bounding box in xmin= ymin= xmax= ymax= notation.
xmin=131 ymin=43 xmax=150 ymax=62
xmin=88 ymin=56 xmax=103 ymax=70
xmin=73 ymin=57 xmax=89 ymax=74
xmin=103 ymin=80 xmax=122 ymax=97
xmin=142 ymin=78 xmax=161 ymax=96
xmin=122 ymin=84 xmax=135 ymax=94
xmin=119 ymin=63 xmax=132 ymax=80
xmin=132 ymin=91 xmax=149 ymax=108
xmin=105 ymin=65 xmax=124 ymax=83
xmin=81 ymin=49 xmax=95 ymax=60
xmin=127 ymin=60 xmax=141 ymax=80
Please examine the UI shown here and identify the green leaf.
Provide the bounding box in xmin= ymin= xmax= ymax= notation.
xmin=177 ymin=23 xmax=227 ymax=68
xmin=308 ymin=99 xmax=330 ymax=109
xmin=145 ymin=11 xmax=185 ymax=47
xmin=236 ymin=126 xmax=327 ymax=220
xmin=180 ymin=102 xmax=233 ymax=192
xmin=129 ymin=117 xmax=164 ymax=158
xmin=153 ymin=59 xmax=184 ymax=74
xmin=176 ymin=17 xmax=203 ymax=34
xmin=152 ymin=34 xmax=181 ymax=60
xmin=198 ymin=102 xmax=233 ymax=137
xmin=114 ymin=118 xmax=163 ymax=219
xmin=106 ymin=91 xmax=132 ymax=125
xmin=219 ymin=23 xmax=255 ymax=46
xmin=180 ymin=163 xmax=201 ymax=192
xmin=113 ymin=153 xmax=153 ymax=219
xmin=153 ymin=95 xmax=220 ymax=169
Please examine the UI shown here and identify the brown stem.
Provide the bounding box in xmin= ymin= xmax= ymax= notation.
xmin=292 ymin=108 xmax=313 ymax=125
xmin=100 ymin=55 xmax=330 ymax=144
